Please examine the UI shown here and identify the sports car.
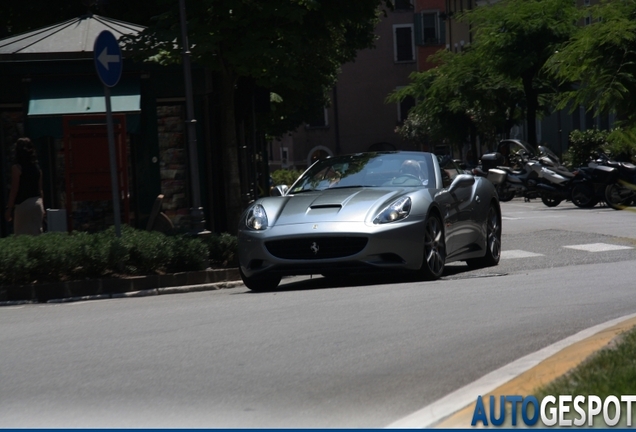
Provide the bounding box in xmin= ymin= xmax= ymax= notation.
xmin=238 ymin=151 xmax=501 ymax=291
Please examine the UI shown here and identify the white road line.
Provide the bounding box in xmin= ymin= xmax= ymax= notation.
xmin=563 ymin=243 xmax=634 ymax=252
xmin=385 ymin=312 xmax=636 ymax=429
xmin=501 ymin=250 xmax=544 ymax=259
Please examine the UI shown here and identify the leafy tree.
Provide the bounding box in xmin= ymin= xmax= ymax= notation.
xmin=123 ymin=0 xmax=392 ymax=232
xmin=547 ymin=0 xmax=636 ymax=128
xmin=463 ymin=0 xmax=579 ymax=146
xmin=389 ymin=48 xmax=524 ymax=159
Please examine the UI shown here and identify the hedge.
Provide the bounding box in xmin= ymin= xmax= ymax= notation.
xmin=0 ymin=226 xmax=238 ymax=286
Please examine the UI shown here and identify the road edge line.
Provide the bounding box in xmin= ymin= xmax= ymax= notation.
xmin=385 ymin=312 xmax=636 ymax=429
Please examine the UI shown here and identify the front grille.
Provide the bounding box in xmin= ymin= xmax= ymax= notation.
xmin=265 ymin=237 xmax=368 ymax=260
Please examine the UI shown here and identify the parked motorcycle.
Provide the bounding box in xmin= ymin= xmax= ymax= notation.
xmin=474 ymin=150 xmax=546 ymax=203
xmin=472 ymin=153 xmax=515 ymax=201
xmin=568 ymin=155 xmax=618 ymax=208
xmin=594 ymin=151 xmax=636 ymax=210
xmin=476 ymin=147 xmax=582 ymax=207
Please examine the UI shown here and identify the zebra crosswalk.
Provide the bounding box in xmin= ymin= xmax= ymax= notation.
xmin=502 ymin=243 xmax=634 ymax=259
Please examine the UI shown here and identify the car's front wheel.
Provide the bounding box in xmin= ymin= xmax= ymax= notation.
xmin=467 ymin=204 xmax=501 ymax=268
xmin=419 ymin=214 xmax=446 ymax=280
xmin=239 ymin=266 xmax=281 ymax=292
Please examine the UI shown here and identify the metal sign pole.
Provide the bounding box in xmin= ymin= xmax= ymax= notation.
xmin=94 ymin=30 xmax=124 ymax=237
xmin=104 ymin=85 xmax=122 ymax=237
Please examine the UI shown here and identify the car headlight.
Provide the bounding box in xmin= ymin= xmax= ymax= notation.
xmin=246 ymin=204 xmax=268 ymax=230
xmin=373 ymin=196 xmax=411 ymax=224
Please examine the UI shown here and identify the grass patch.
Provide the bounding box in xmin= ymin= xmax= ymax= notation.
xmin=534 ymin=326 xmax=636 ymax=427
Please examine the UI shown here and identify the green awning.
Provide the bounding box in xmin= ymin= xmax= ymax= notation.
xmin=28 ymin=78 xmax=140 ymax=116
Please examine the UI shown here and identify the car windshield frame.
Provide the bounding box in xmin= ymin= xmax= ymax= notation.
xmin=288 ymin=152 xmax=436 ymax=194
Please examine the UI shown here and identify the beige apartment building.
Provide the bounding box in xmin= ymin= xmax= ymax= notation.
xmin=269 ymin=1 xmax=419 ymax=171
xmin=270 ymin=0 xmax=607 ymax=172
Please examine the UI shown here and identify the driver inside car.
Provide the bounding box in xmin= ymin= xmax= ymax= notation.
xmin=398 ymin=159 xmax=427 ymax=184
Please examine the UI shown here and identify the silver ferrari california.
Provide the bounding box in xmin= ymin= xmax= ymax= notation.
xmin=238 ymin=151 xmax=501 ymax=291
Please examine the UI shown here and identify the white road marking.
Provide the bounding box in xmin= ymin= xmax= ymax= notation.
xmin=501 ymin=250 xmax=544 ymax=259
xmin=563 ymin=243 xmax=634 ymax=252
xmin=385 ymin=312 xmax=636 ymax=429
xmin=501 ymin=216 xmax=520 ymax=220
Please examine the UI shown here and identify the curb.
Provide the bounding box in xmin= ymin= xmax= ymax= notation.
xmin=0 ymin=268 xmax=242 ymax=306
xmin=435 ymin=314 xmax=636 ymax=428
xmin=386 ymin=313 xmax=636 ymax=428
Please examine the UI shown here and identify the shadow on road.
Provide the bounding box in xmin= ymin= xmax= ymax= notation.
xmin=244 ymin=263 xmax=506 ymax=293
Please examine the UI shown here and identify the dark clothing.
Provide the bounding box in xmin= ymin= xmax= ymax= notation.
xmin=15 ymin=163 xmax=41 ymax=205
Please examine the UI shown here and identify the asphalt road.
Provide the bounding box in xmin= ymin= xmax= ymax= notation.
xmin=1 ymin=199 xmax=635 ymax=428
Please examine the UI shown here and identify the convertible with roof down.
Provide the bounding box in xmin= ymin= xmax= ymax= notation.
xmin=238 ymin=151 xmax=501 ymax=291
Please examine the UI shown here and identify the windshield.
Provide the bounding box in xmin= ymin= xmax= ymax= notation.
xmin=538 ymin=146 xmax=561 ymax=165
xmin=289 ymin=152 xmax=435 ymax=193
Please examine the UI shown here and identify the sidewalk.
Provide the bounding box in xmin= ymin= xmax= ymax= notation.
xmin=0 ymin=268 xmax=242 ymax=305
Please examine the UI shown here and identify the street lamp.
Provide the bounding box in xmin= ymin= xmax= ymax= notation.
xmin=178 ymin=0 xmax=209 ymax=235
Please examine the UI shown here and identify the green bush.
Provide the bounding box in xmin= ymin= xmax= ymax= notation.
xmin=0 ymin=226 xmax=232 ymax=286
xmin=607 ymin=128 xmax=636 ymax=163
xmin=118 ymin=228 xmax=172 ymax=275
xmin=204 ymin=232 xmax=238 ymax=266
xmin=166 ymin=235 xmax=209 ymax=273
xmin=565 ymin=127 xmax=636 ymax=168
xmin=0 ymin=236 xmax=34 ymax=285
xmin=564 ymin=128 xmax=611 ymax=168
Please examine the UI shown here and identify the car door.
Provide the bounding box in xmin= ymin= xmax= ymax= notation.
xmin=435 ymin=158 xmax=476 ymax=257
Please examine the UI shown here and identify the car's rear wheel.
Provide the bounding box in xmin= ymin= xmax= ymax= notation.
xmin=467 ymin=204 xmax=501 ymax=268
xmin=419 ymin=214 xmax=445 ymax=280
xmin=239 ymin=266 xmax=281 ymax=292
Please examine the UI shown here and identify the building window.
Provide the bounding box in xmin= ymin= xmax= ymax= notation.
xmin=306 ymin=108 xmax=328 ymax=128
xmin=393 ymin=24 xmax=415 ymax=62
xmin=394 ymin=0 xmax=413 ymax=10
xmin=281 ymin=147 xmax=289 ymax=167
xmin=397 ymin=95 xmax=415 ymax=123
xmin=414 ymin=11 xmax=446 ymax=46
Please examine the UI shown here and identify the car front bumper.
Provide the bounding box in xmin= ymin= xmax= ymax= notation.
xmin=238 ymin=220 xmax=426 ymax=278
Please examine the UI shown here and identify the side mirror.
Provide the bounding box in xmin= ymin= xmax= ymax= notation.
xmin=270 ymin=185 xmax=289 ymax=196
xmin=448 ymin=174 xmax=475 ymax=193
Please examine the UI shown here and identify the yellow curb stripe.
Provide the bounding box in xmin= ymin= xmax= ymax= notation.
xmin=436 ymin=316 xmax=636 ymax=428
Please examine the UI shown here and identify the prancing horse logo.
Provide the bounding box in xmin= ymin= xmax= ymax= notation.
xmin=310 ymin=242 xmax=319 ymax=255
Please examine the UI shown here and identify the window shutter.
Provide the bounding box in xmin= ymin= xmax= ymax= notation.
xmin=438 ymin=14 xmax=446 ymax=45
xmin=414 ymin=13 xmax=423 ymax=46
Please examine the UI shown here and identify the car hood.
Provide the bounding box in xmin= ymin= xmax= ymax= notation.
xmin=261 ymin=187 xmax=409 ymax=226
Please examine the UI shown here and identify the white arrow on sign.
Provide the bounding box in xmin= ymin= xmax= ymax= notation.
xmin=97 ymin=47 xmax=120 ymax=70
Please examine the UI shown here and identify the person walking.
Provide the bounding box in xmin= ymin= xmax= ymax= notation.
xmin=4 ymin=137 xmax=45 ymax=235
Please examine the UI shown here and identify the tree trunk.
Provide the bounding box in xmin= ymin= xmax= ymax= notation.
xmin=505 ymin=102 xmax=516 ymax=139
xmin=219 ymin=65 xmax=242 ymax=234
xmin=522 ymin=74 xmax=538 ymax=146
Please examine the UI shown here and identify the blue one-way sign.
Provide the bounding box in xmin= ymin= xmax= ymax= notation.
xmin=94 ymin=30 xmax=122 ymax=88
